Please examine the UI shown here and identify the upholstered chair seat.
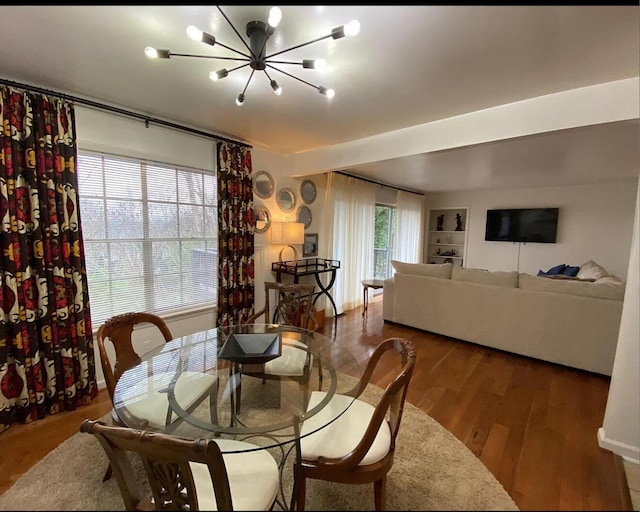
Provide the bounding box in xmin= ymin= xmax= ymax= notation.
xmin=119 ymin=370 xmax=217 ymax=429
xmin=299 ymin=391 xmax=391 ymax=465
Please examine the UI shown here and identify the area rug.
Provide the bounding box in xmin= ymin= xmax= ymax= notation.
xmin=0 ymin=376 xmax=518 ymax=511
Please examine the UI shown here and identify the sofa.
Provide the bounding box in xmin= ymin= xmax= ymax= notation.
xmin=383 ymin=261 xmax=626 ymax=376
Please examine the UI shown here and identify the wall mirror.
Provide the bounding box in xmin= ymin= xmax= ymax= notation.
xmin=276 ymin=187 xmax=296 ymax=213
xmin=254 ymin=203 xmax=271 ymax=234
xmin=253 ymin=169 xmax=274 ymax=200
xmin=300 ymin=179 xmax=317 ymax=204
xmin=296 ymin=205 xmax=312 ymax=229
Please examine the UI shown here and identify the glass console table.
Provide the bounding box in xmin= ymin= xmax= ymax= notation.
xmin=271 ymin=258 xmax=341 ymax=321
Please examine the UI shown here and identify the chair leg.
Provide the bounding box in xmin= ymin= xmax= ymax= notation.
xmin=373 ymin=476 xmax=386 ymax=511
xmin=102 ymin=463 xmax=113 ymax=482
xmin=294 ymin=472 xmax=307 ymax=511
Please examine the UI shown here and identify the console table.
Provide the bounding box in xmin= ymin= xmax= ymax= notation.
xmin=271 ymin=258 xmax=341 ymax=321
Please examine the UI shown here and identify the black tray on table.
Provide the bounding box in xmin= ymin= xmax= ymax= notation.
xmin=219 ymin=333 xmax=282 ymax=364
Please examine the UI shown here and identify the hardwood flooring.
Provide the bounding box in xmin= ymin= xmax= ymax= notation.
xmin=0 ymin=295 xmax=631 ymax=510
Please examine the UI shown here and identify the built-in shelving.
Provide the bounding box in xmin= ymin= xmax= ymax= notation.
xmin=425 ymin=207 xmax=469 ymax=267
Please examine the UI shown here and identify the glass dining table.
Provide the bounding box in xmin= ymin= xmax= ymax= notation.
xmin=112 ymin=323 xmax=363 ymax=456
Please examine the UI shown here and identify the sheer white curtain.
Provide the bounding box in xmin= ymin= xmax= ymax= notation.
xmin=322 ymin=172 xmax=376 ymax=315
xmin=393 ymin=190 xmax=425 ymax=263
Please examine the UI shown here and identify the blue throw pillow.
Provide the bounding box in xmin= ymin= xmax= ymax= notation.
xmin=563 ymin=265 xmax=579 ymax=277
xmin=541 ymin=263 xmax=566 ymax=276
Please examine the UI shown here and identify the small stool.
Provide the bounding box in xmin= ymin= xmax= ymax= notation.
xmin=362 ymin=279 xmax=384 ymax=317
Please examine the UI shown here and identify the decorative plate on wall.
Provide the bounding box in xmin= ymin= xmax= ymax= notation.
xmin=300 ymin=179 xmax=317 ymax=205
xmin=254 ymin=203 xmax=271 ymax=233
xmin=296 ymin=205 xmax=312 ymax=229
xmin=253 ymin=169 xmax=274 ymax=199
xmin=276 ymin=186 xmax=296 ymax=213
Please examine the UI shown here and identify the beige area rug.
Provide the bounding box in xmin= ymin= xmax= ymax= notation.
xmin=0 ymin=375 xmax=518 ymax=511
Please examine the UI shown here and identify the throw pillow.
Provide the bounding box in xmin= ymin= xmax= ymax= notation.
xmin=391 ymin=260 xmax=453 ymax=279
xmin=562 ymin=265 xmax=580 ymax=277
xmin=537 ymin=263 xmax=566 ymax=277
xmin=576 ymin=260 xmax=609 ymax=281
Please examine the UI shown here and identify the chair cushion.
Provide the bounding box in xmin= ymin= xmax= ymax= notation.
xmin=119 ymin=370 xmax=216 ymax=429
xmin=264 ymin=337 xmax=310 ymax=376
xmin=299 ymin=391 xmax=391 ymax=466
xmin=190 ymin=439 xmax=279 ymax=511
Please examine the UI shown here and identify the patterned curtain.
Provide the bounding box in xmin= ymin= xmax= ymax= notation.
xmin=216 ymin=142 xmax=255 ymax=327
xmin=0 ymin=86 xmax=97 ymax=432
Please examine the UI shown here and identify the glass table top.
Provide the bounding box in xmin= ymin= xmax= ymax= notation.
xmin=113 ymin=323 xmax=362 ymax=453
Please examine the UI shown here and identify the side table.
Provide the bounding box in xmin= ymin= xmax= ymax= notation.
xmin=362 ymin=279 xmax=384 ymax=317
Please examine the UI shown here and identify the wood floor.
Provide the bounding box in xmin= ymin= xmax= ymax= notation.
xmin=0 ymin=295 xmax=631 ymax=510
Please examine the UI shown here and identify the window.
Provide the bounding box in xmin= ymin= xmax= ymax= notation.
xmin=374 ymin=204 xmax=396 ymax=279
xmin=77 ymin=152 xmax=217 ymax=326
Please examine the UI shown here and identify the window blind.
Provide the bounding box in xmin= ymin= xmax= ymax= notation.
xmin=77 ymin=151 xmax=217 ymax=326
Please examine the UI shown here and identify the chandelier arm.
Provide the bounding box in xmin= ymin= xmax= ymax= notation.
xmin=267 ymin=59 xmax=304 ymax=66
xmin=265 ymin=64 xmax=323 ymax=92
xmin=228 ymin=63 xmax=252 ymax=74
xmin=265 ymin=34 xmax=332 ymax=60
xmin=169 ymin=53 xmax=250 ymax=62
xmin=217 ymin=5 xmax=253 ymax=55
xmin=212 ymin=41 xmax=252 ymax=59
xmin=242 ymin=69 xmax=256 ymax=95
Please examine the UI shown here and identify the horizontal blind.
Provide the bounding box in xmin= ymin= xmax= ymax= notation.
xmin=77 ymin=151 xmax=217 ymax=326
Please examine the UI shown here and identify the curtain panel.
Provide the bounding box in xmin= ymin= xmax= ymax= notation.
xmin=0 ymin=86 xmax=97 ymax=431
xmin=393 ymin=190 xmax=425 ymax=263
xmin=323 ymin=172 xmax=376 ymax=314
xmin=216 ymin=142 xmax=255 ymax=327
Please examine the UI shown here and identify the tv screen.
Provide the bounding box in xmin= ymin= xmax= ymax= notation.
xmin=485 ymin=208 xmax=559 ymax=243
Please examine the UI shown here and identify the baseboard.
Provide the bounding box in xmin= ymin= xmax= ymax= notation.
xmin=598 ymin=427 xmax=640 ymax=464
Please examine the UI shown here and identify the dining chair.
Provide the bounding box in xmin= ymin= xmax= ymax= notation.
xmin=292 ymin=336 xmax=416 ymax=511
xmin=233 ymin=282 xmax=319 ymax=415
xmin=80 ymin=419 xmax=280 ymax=511
xmin=96 ymin=312 xmax=218 ymax=480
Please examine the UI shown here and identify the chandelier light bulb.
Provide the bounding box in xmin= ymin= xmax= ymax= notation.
xmin=268 ymin=7 xmax=282 ymax=28
xmin=344 ymin=20 xmax=360 ymax=37
xmin=271 ymin=80 xmax=283 ymax=96
xmin=236 ymin=93 xmax=245 ymax=106
xmin=186 ymin=25 xmax=203 ymax=41
xmin=314 ymin=58 xmax=327 ymax=71
xmin=144 ymin=47 xmax=158 ymax=59
xmin=210 ymin=69 xmax=229 ymax=81
xmin=318 ymin=86 xmax=335 ymax=99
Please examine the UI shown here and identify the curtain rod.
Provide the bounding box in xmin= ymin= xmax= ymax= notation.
xmin=0 ymin=77 xmax=251 ymax=149
xmin=335 ymin=171 xmax=424 ymax=196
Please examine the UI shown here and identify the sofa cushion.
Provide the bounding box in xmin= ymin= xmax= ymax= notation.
xmin=576 ymin=260 xmax=609 ymax=281
xmin=391 ymin=260 xmax=452 ymax=279
xmin=451 ymin=267 xmax=518 ymax=288
xmin=518 ymin=273 xmax=624 ymax=300
xmin=563 ymin=265 xmax=580 ymax=277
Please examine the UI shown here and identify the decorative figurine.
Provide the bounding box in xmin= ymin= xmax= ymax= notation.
xmin=455 ymin=213 xmax=463 ymax=231
xmin=436 ymin=214 xmax=445 ymax=231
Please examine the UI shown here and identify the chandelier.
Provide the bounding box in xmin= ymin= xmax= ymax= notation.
xmin=144 ymin=6 xmax=360 ymax=106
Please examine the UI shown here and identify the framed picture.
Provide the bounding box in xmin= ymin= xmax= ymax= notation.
xmin=303 ymin=233 xmax=318 ymax=257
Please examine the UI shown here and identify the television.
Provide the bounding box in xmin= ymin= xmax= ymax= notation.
xmin=484 ymin=208 xmax=559 ymax=243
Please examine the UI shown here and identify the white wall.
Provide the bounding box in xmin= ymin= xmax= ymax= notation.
xmin=599 ymin=180 xmax=640 ymax=463
xmin=423 ymin=181 xmax=637 ymax=279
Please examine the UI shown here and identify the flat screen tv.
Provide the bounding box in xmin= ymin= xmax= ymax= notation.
xmin=485 ymin=208 xmax=559 ymax=243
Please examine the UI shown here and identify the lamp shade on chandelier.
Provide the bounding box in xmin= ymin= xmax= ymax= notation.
xmin=144 ymin=6 xmax=360 ymax=106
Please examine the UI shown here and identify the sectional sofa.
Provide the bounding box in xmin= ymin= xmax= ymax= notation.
xmin=383 ymin=261 xmax=625 ymax=375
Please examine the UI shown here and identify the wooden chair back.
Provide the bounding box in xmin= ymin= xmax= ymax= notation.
xmin=344 ymin=337 xmax=417 ymax=460
xmin=80 ymin=420 xmax=233 ymax=511
xmin=247 ymin=281 xmax=318 ymax=330
xmin=294 ymin=336 xmax=416 ymax=510
xmin=96 ymin=312 xmax=173 ymax=404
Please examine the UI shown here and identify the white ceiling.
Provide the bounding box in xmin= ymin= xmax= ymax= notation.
xmin=0 ymin=5 xmax=638 ymax=193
